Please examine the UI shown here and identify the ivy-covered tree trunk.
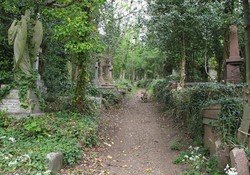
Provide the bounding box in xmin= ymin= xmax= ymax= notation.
xmin=75 ymin=57 xmax=88 ymax=112
xmin=238 ymin=0 xmax=250 ymax=145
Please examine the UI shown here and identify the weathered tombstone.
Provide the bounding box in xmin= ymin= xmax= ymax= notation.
xmin=226 ymin=25 xmax=243 ymax=84
xmin=99 ymin=55 xmax=114 ymax=88
xmin=0 ymin=10 xmax=44 ymax=116
xmin=46 ymin=152 xmax=63 ymax=173
xmin=230 ymin=148 xmax=249 ymax=175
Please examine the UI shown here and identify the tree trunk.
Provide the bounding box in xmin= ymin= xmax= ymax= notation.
xmin=74 ymin=58 xmax=88 ymax=113
xmin=238 ymin=0 xmax=250 ymax=145
xmin=179 ymin=32 xmax=186 ymax=89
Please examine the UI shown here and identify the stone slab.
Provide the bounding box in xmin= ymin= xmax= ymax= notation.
xmin=0 ymin=89 xmax=42 ymax=115
xmin=230 ymin=148 xmax=249 ymax=175
xmin=46 ymin=152 xmax=63 ymax=173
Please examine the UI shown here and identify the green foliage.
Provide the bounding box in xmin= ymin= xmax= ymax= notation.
xmin=152 ymin=81 xmax=244 ymax=141
xmin=115 ymin=79 xmax=134 ymax=92
xmin=170 ymin=139 xmax=182 ymax=151
xmin=175 ymin=146 xmax=222 ymax=175
xmin=0 ymin=112 xmax=99 ymax=174
xmin=136 ymin=79 xmax=154 ymax=88
xmin=208 ymin=98 xmax=244 ymax=142
xmin=147 ymin=0 xmax=244 ymax=81
xmin=101 ymin=89 xmax=123 ymax=108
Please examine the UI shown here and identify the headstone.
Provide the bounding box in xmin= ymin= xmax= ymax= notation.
xmin=99 ymin=55 xmax=114 ymax=88
xmin=230 ymin=148 xmax=249 ymax=175
xmin=0 ymin=86 xmax=43 ymax=116
xmin=46 ymin=152 xmax=63 ymax=173
xmin=226 ymin=25 xmax=243 ymax=84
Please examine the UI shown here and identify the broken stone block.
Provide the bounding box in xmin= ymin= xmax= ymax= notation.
xmin=230 ymin=148 xmax=249 ymax=175
xmin=46 ymin=152 xmax=63 ymax=173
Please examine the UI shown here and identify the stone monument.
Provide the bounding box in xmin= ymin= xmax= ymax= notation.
xmin=0 ymin=10 xmax=44 ymax=116
xmin=226 ymin=25 xmax=243 ymax=84
xmin=98 ymin=55 xmax=114 ymax=88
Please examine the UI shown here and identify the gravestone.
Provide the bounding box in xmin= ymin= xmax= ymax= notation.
xmin=46 ymin=152 xmax=63 ymax=173
xmin=0 ymin=85 xmax=43 ymax=116
xmin=226 ymin=25 xmax=243 ymax=84
xmin=0 ymin=10 xmax=44 ymax=117
xmin=98 ymin=55 xmax=114 ymax=88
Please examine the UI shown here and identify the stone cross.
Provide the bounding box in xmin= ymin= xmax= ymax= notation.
xmin=226 ymin=25 xmax=243 ymax=84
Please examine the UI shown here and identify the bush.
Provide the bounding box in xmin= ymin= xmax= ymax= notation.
xmin=115 ymin=79 xmax=134 ymax=92
xmin=152 ymin=81 xmax=244 ymax=141
xmin=0 ymin=112 xmax=99 ymax=174
xmin=100 ymin=89 xmax=123 ymax=108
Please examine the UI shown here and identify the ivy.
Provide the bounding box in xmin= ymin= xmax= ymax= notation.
xmin=152 ymin=80 xmax=244 ymax=142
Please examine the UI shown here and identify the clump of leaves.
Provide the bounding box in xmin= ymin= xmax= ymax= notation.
xmin=101 ymin=89 xmax=123 ymax=108
xmin=174 ymin=146 xmax=222 ymax=175
xmin=170 ymin=139 xmax=182 ymax=151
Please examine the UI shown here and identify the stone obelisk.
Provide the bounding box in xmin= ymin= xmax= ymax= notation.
xmin=226 ymin=25 xmax=243 ymax=83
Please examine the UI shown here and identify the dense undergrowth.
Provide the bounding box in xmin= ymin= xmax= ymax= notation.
xmin=151 ymin=78 xmax=244 ymax=143
xmin=0 ymin=111 xmax=99 ymax=174
xmin=0 ymin=80 xmax=129 ymax=174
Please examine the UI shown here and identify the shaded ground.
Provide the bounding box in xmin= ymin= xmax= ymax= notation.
xmin=62 ymin=90 xmax=187 ymax=175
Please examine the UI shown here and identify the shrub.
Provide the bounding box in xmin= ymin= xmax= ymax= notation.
xmin=100 ymin=89 xmax=123 ymax=108
xmin=152 ymin=81 xmax=244 ymax=142
xmin=115 ymin=79 xmax=134 ymax=92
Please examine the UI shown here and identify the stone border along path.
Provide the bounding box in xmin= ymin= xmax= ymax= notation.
xmin=62 ymin=90 xmax=187 ymax=174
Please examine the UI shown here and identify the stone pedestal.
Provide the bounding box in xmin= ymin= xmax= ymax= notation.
xmin=202 ymin=105 xmax=221 ymax=154
xmin=0 ymin=87 xmax=43 ymax=116
xmin=226 ymin=25 xmax=243 ymax=84
xmin=202 ymin=105 xmax=231 ymax=171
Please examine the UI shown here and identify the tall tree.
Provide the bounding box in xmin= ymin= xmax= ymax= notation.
xmin=238 ymin=0 xmax=250 ymax=145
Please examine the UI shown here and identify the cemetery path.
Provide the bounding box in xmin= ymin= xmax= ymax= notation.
xmin=62 ymin=90 xmax=187 ymax=175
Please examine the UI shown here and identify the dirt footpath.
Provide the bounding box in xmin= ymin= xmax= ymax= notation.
xmin=98 ymin=91 xmax=186 ymax=175
xmin=62 ymin=90 xmax=186 ymax=175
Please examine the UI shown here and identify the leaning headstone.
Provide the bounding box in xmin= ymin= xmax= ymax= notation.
xmin=226 ymin=25 xmax=243 ymax=84
xmin=230 ymin=148 xmax=249 ymax=175
xmin=46 ymin=152 xmax=63 ymax=173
